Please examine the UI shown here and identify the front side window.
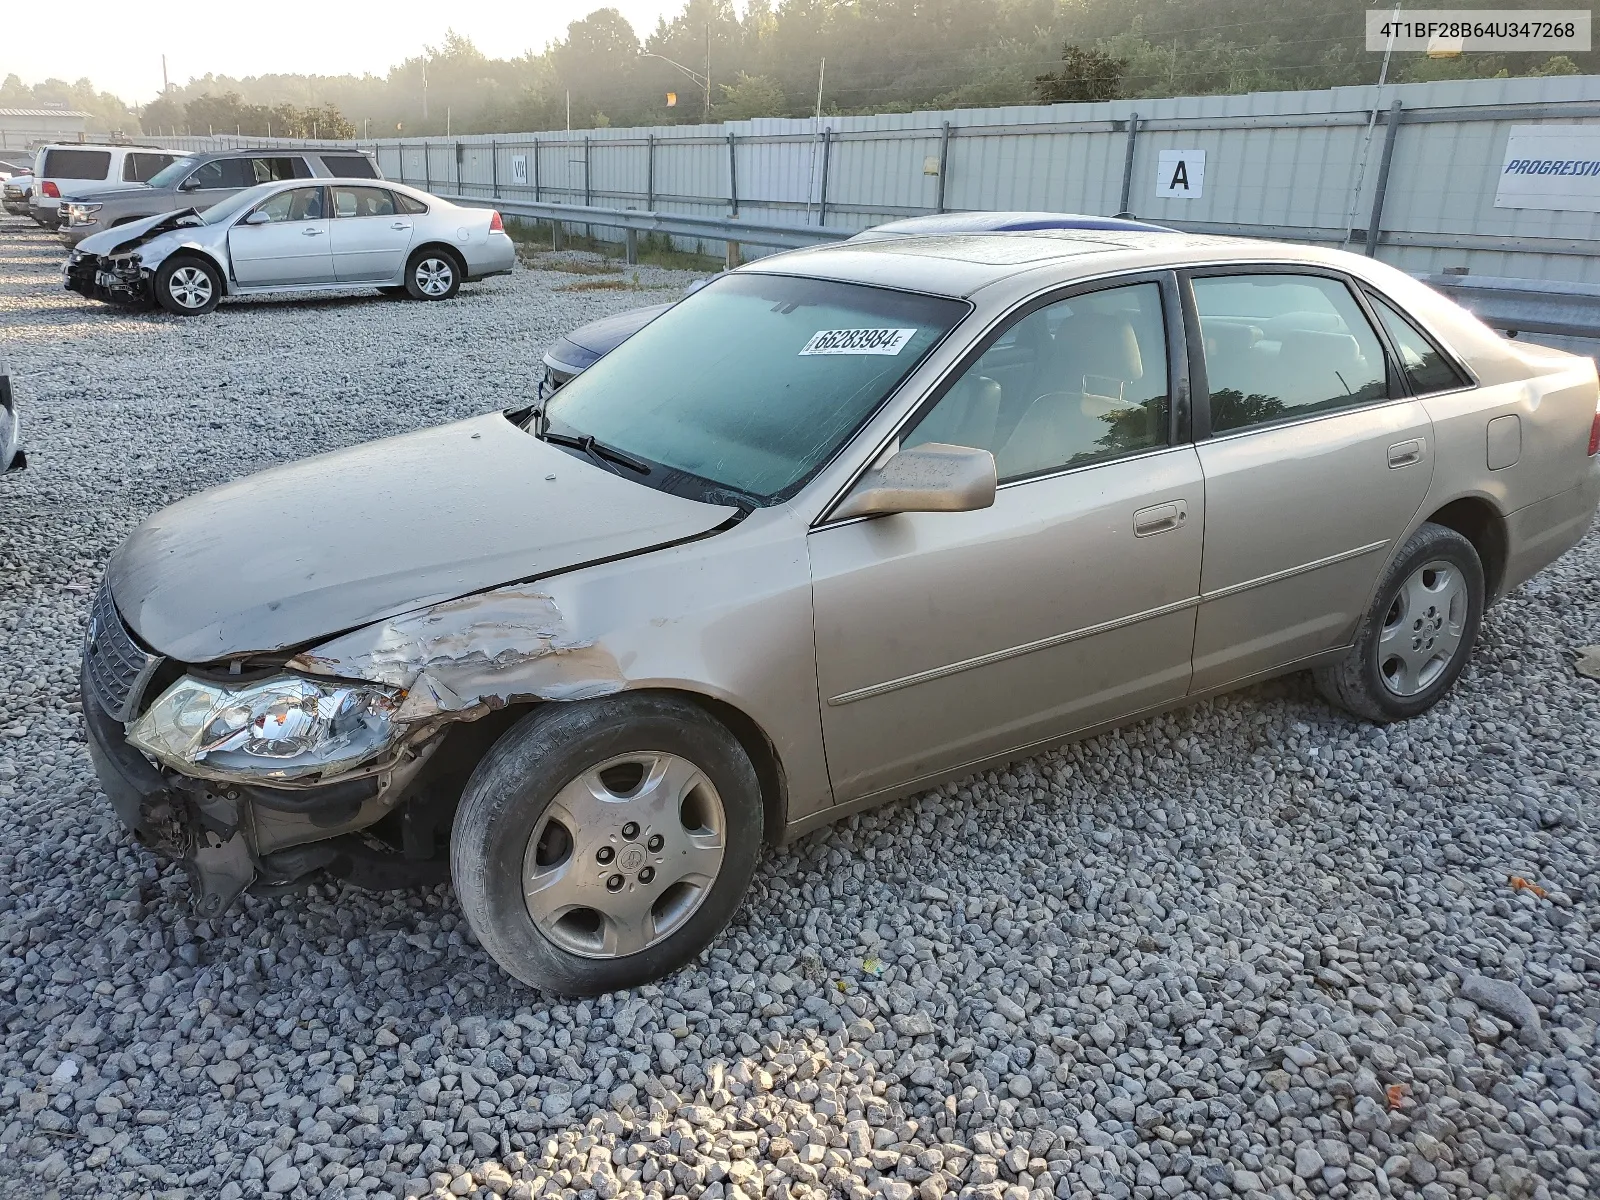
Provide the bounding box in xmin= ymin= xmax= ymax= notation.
xmin=42 ymin=149 xmax=112 ymax=180
xmin=188 ymin=158 xmax=257 ymax=190
xmin=332 ymin=186 xmax=397 ymax=218
xmin=148 ymin=157 xmax=198 ymax=188
xmin=1193 ymin=273 xmax=1389 ymax=435
xmin=904 ymin=281 xmax=1171 ymax=481
xmin=543 ymin=274 xmax=967 ymax=504
xmin=249 ymin=187 xmax=325 ymax=224
xmin=123 ymin=152 xmax=177 ymax=182
xmin=1367 ymin=293 xmax=1468 ymax=395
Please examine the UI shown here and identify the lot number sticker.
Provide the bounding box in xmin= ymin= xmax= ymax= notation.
xmin=799 ymin=328 xmax=918 ymax=355
xmin=1155 ymin=149 xmax=1206 ymax=199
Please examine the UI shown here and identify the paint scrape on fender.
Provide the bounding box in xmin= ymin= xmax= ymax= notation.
xmin=288 ymin=587 xmax=625 ymax=721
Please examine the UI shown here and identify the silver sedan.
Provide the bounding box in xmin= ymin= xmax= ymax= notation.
xmin=63 ymin=179 xmax=515 ymax=315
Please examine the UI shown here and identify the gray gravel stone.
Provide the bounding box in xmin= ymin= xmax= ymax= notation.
xmin=2 ymin=213 xmax=1599 ymax=1200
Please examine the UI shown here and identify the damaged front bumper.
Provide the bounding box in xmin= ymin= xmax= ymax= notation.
xmin=82 ymin=669 xmax=447 ymax=916
xmin=64 ymin=250 xmax=153 ymax=306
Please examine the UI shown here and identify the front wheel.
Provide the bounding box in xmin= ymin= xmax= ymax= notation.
xmin=1314 ymin=521 xmax=1484 ymax=722
xmin=154 ymin=255 xmax=222 ymax=316
xmin=404 ymin=249 xmax=462 ymax=301
xmin=451 ymin=694 xmax=763 ymax=995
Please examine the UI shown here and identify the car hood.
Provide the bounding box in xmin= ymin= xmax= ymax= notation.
xmin=75 ymin=206 xmax=200 ymax=256
xmin=59 ymin=184 xmax=155 ymax=205
xmin=109 ymin=411 xmax=737 ymax=662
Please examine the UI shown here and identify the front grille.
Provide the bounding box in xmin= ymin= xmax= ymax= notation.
xmin=83 ymin=580 xmax=161 ymax=723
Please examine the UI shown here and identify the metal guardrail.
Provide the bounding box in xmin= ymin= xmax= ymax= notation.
xmin=435 ymin=188 xmax=1600 ymax=343
xmin=1418 ymin=274 xmax=1600 ymax=341
xmin=434 ymin=193 xmax=854 ymax=259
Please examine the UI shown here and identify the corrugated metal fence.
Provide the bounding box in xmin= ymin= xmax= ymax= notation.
xmin=151 ymin=74 xmax=1600 ymax=284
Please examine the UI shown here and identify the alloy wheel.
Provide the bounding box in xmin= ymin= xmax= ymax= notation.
xmin=522 ymin=752 xmax=726 ymax=958
xmin=1377 ymin=559 xmax=1468 ymax=697
xmin=415 ymin=258 xmax=454 ymax=297
xmin=167 ymin=266 xmax=213 ymax=310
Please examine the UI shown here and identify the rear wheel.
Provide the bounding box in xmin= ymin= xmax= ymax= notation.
xmin=404 ymin=248 xmax=462 ymax=301
xmin=154 ymin=255 xmax=222 ymax=316
xmin=1314 ymin=522 xmax=1484 ymax=722
xmin=451 ymin=694 xmax=763 ymax=995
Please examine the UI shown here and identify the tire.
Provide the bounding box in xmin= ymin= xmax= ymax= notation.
xmin=154 ymin=255 xmax=222 ymax=316
xmin=404 ymin=248 xmax=463 ymax=301
xmin=451 ymin=693 xmax=763 ymax=995
xmin=1314 ymin=521 xmax=1484 ymax=723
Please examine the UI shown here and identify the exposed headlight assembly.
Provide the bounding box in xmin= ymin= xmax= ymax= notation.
xmin=128 ymin=674 xmax=402 ymax=783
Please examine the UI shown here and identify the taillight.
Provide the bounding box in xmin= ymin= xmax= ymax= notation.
xmin=42 ymin=181 xmax=59 ymax=198
xmin=1588 ymin=408 xmax=1600 ymax=457
xmin=489 ymin=210 xmax=504 ymax=232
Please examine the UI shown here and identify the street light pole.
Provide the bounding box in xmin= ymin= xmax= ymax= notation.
xmin=641 ymin=52 xmax=712 ymax=122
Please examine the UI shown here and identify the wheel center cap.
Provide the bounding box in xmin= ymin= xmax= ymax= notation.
xmin=618 ymin=844 xmax=645 ymax=872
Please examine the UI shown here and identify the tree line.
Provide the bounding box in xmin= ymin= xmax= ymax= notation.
xmin=17 ymin=0 xmax=1593 ymax=140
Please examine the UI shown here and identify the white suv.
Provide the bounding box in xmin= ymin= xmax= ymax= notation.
xmin=28 ymin=144 xmax=179 ymax=229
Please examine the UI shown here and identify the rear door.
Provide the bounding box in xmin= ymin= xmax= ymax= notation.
xmin=1184 ymin=268 xmax=1434 ymax=691
xmin=329 ymin=186 xmax=414 ymax=281
xmin=227 ymin=186 xmax=335 ymax=286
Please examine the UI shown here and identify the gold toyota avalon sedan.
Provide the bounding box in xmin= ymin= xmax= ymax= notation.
xmin=83 ymin=230 xmax=1600 ymax=993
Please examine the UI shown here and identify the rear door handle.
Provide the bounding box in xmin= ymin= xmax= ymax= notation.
xmin=302 ymin=227 xmax=325 ymax=237
xmin=1388 ymin=438 xmax=1424 ymax=468
xmin=1134 ymin=499 xmax=1189 ymax=537
xmin=391 ymin=221 xmax=412 ymax=230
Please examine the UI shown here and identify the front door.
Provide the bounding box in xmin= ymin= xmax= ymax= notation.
xmin=809 ymin=277 xmax=1205 ymax=803
xmin=1186 ymin=270 xmax=1435 ymax=690
xmin=228 ymin=186 xmax=335 ymax=287
xmin=329 ymin=185 xmax=415 ymax=282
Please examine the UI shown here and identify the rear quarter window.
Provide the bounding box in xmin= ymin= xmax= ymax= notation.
xmin=319 ymin=154 xmax=379 ymax=179
xmin=42 ymin=149 xmax=112 ymax=180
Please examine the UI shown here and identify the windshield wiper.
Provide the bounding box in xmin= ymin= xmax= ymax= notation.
xmin=540 ymin=428 xmax=652 ymax=475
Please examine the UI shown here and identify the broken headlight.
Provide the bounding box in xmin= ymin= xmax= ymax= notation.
xmin=128 ymin=674 xmax=402 ymax=783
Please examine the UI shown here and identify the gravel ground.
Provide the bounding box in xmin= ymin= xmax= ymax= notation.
xmin=1 ymin=212 xmax=1598 ymax=1200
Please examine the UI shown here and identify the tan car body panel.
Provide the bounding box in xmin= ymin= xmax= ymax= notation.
xmin=305 ymin=232 xmax=1599 ymax=841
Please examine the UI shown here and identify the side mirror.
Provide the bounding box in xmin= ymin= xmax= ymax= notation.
xmin=242 ymin=210 xmax=271 ymax=226
xmin=178 ymin=178 xmax=199 ymax=191
xmin=831 ymin=443 xmax=997 ymax=521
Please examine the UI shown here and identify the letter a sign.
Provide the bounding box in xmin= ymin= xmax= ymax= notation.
xmin=1155 ymin=148 xmax=1205 ymax=199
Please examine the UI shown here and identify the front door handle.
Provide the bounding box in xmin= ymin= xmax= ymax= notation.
xmin=1134 ymin=499 xmax=1189 ymax=538
xmin=1388 ymin=438 xmax=1424 ymax=468
xmin=302 ymin=227 xmax=325 ymax=237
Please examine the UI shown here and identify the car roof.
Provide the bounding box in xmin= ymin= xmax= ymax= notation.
xmin=749 ymin=229 xmax=1389 ymax=299
xmin=850 ymin=210 xmax=1174 ymax=240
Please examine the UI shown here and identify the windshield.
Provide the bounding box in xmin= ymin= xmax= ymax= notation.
xmin=542 ymin=274 xmax=966 ymax=504
xmin=147 ymin=157 xmax=198 ymax=189
xmin=200 ymin=182 xmax=282 ymax=226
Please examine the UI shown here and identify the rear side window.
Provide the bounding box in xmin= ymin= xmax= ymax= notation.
xmin=320 ymin=154 xmax=378 ymax=179
xmin=332 ymin=186 xmax=397 ymax=218
xmin=1367 ymin=293 xmax=1469 ymax=395
xmin=122 ymin=152 xmax=176 ymax=182
xmin=1192 ymin=273 xmax=1390 ymax=435
xmin=394 ymin=192 xmax=428 ymax=215
xmin=251 ymin=157 xmax=310 ymax=183
xmin=42 ymin=149 xmax=112 ymax=180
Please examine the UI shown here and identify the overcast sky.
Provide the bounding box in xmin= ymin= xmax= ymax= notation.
xmin=3 ymin=1 xmax=688 ymax=103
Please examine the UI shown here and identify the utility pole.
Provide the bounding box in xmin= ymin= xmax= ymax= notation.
xmin=421 ymin=60 xmax=429 ymax=122
xmin=566 ymin=90 xmax=571 ymax=131
xmin=815 ymin=58 xmax=826 ymax=120
xmin=161 ymin=55 xmax=169 ymax=94
xmin=705 ymin=23 xmax=712 ymax=122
